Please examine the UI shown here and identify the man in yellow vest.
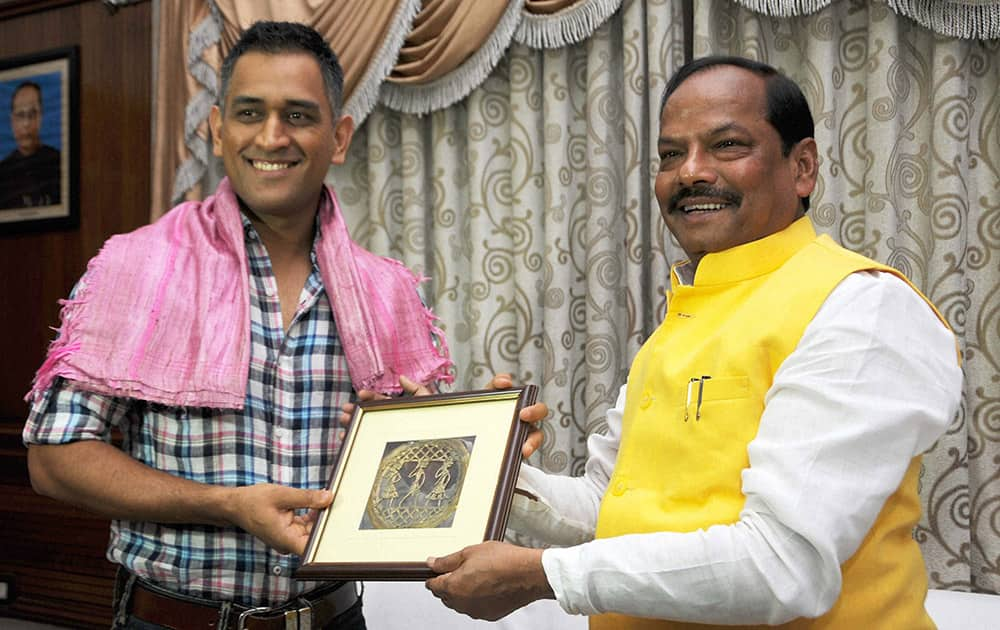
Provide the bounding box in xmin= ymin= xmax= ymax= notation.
xmin=425 ymin=56 xmax=963 ymax=629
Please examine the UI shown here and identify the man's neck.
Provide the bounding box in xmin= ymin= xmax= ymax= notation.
xmin=241 ymin=203 xmax=318 ymax=332
xmin=242 ymin=205 xmax=316 ymax=261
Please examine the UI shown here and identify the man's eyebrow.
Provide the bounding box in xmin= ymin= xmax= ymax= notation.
xmin=284 ymin=98 xmax=321 ymax=112
xmin=228 ymin=95 xmax=264 ymax=108
xmin=227 ymin=95 xmax=322 ymax=112
xmin=706 ymin=121 xmax=751 ymax=136
xmin=658 ymin=121 xmax=752 ymax=145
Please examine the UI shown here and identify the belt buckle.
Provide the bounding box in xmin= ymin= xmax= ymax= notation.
xmin=235 ymin=606 xmax=271 ymax=630
xmin=235 ymin=598 xmax=312 ymax=630
xmin=288 ymin=600 xmax=313 ymax=630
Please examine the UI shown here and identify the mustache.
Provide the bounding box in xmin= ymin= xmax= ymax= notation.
xmin=669 ymin=186 xmax=743 ymax=212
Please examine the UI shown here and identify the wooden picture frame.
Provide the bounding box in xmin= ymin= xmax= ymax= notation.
xmin=0 ymin=45 xmax=78 ymax=233
xmin=297 ymin=386 xmax=537 ymax=580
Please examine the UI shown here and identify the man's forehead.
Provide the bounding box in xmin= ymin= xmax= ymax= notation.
xmin=224 ymin=52 xmax=331 ymax=111
xmin=13 ymin=86 xmax=41 ymax=105
xmin=229 ymin=50 xmax=323 ymax=81
xmin=661 ymin=68 xmax=768 ymax=128
xmin=666 ymin=66 xmax=767 ymax=109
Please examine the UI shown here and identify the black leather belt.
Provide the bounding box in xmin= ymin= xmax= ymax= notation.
xmin=128 ymin=578 xmax=359 ymax=630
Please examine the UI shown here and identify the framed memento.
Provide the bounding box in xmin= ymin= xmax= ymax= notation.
xmin=0 ymin=46 xmax=79 ymax=232
xmin=297 ymin=386 xmax=538 ymax=580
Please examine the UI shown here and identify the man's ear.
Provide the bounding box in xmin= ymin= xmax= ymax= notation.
xmin=791 ymin=137 xmax=819 ymax=200
xmin=330 ymin=114 xmax=355 ymax=165
xmin=209 ymin=105 xmax=223 ymax=158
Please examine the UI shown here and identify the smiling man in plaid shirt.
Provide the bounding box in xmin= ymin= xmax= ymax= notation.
xmin=23 ymin=21 xmax=454 ymax=630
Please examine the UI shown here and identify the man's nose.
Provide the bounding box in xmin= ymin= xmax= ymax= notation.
xmin=677 ymin=149 xmax=716 ymax=187
xmin=256 ymin=113 xmax=290 ymax=149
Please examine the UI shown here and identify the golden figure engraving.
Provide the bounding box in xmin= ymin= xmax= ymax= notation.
xmin=378 ymin=461 xmax=402 ymax=505
xmin=362 ymin=437 xmax=474 ymax=530
xmin=428 ymin=454 xmax=454 ymax=504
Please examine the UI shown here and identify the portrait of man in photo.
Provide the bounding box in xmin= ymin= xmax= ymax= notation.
xmin=0 ymin=79 xmax=62 ymax=210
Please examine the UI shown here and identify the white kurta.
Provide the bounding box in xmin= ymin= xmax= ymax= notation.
xmin=508 ymin=271 xmax=962 ymax=625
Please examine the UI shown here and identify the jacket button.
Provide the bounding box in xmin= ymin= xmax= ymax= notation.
xmin=640 ymin=391 xmax=653 ymax=409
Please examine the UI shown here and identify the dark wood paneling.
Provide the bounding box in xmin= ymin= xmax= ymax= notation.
xmin=0 ymin=0 xmax=85 ymax=20
xmin=0 ymin=0 xmax=152 ymax=422
xmin=0 ymin=1 xmax=152 ymax=627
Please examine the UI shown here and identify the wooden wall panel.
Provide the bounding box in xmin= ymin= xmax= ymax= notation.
xmin=0 ymin=1 xmax=152 ymax=627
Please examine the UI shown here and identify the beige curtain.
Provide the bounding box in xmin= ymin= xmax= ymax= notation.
xmin=329 ymin=0 xmax=683 ymax=474
xmin=695 ymin=0 xmax=1000 ymax=594
xmin=150 ymin=0 xmax=621 ymax=218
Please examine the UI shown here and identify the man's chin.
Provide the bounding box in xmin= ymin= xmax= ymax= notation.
xmin=236 ymin=191 xmax=318 ymax=219
xmin=16 ymin=143 xmax=40 ymax=156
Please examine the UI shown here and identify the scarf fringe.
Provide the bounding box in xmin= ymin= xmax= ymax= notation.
xmin=356 ymin=255 xmax=455 ymax=393
xmin=25 ymin=251 xmax=106 ymax=402
xmin=345 ymin=0 xmax=423 ymax=125
xmin=379 ymin=0 xmax=525 ymax=116
xmin=513 ymin=0 xmax=623 ymax=49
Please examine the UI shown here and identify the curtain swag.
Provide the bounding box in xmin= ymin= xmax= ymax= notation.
xmin=382 ymin=0 xmax=624 ymax=114
xmin=886 ymin=0 xmax=1000 ymax=39
xmin=729 ymin=0 xmax=1000 ymax=39
xmin=514 ymin=0 xmax=624 ymax=49
xmin=344 ymin=0 xmax=423 ymax=123
xmin=380 ymin=0 xmax=526 ymax=115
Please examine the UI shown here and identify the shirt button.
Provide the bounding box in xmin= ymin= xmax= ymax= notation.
xmin=272 ymin=565 xmax=283 ymax=576
xmin=612 ymin=480 xmax=627 ymax=496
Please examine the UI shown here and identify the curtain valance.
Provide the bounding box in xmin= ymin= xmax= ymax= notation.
xmin=730 ymin=0 xmax=1000 ymax=39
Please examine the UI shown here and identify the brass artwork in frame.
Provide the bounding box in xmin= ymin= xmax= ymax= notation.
xmin=297 ymin=386 xmax=538 ymax=581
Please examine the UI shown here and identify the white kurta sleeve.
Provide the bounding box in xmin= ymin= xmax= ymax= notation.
xmin=538 ymin=271 xmax=962 ymax=624
xmin=505 ymin=385 xmax=626 ymax=548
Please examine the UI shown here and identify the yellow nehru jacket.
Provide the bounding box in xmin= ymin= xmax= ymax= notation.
xmin=592 ymin=217 xmax=949 ymax=630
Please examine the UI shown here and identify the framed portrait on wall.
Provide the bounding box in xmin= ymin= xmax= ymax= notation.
xmin=0 ymin=46 xmax=78 ymax=233
xmin=297 ymin=386 xmax=538 ymax=580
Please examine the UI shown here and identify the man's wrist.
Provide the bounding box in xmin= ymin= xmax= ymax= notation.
xmin=526 ymin=547 xmax=556 ymax=601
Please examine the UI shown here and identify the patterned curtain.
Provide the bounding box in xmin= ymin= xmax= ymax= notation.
xmin=329 ymin=0 xmax=684 ymax=475
xmin=694 ymin=0 xmax=1000 ymax=593
xmin=150 ymin=0 xmax=624 ymax=218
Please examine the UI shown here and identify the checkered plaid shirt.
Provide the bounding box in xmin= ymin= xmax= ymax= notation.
xmin=24 ymin=216 xmax=353 ymax=606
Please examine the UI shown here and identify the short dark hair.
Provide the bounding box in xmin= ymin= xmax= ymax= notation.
xmin=11 ymin=81 xmax=42 ymax=112
xmin=219 ymin=21 xmax=345 ymax=117
xmin=660 ymin=56 xmax=815 ymax=210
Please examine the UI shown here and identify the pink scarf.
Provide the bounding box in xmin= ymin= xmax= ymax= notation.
xmin=28 ymin=178 xmax=453 ymax=407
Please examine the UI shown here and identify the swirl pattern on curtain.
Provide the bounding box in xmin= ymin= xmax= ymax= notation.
xmin=695 ymin=0 xmax=1000 ymax=594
